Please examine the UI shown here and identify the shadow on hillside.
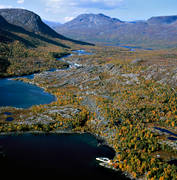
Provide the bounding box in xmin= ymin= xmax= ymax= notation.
xmin=0 ymin=57 xmax=10 ymax=75
xmin=0 ymin=16 xmax=70 ymax=48
xmin=0 ymin=29 xmax=37 ymax=47
xmin=53 ymin=32 xmax=95 ymax=46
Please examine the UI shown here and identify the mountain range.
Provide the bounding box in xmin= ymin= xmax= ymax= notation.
xmin=1 ymin=9 xmax=177 ymax=50
xmin=55 ymin=13 xmax=177 ymax=49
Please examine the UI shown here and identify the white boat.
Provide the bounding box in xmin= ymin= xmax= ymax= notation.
xmin=99 ymin=162 xmax=107 ymax=167
xmin=96 ymin=157 xmax=111 ymax=163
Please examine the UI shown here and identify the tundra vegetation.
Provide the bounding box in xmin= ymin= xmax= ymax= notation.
xmin=0 ymin=44 xmax=177 ymax=179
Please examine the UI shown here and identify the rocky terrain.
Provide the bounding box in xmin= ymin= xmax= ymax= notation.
xmin=0 ymin=46 xmax=176 ymax=179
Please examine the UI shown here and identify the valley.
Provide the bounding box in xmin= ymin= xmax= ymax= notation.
xmin=0 ymin=8 xmax=176 ymax=180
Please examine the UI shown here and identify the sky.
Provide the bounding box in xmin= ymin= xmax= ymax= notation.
xmin=0 ymin=0 xmax=177 ymax=23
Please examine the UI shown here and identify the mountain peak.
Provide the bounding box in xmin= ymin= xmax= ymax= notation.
xmin=56 ymin=13 xmax=177 ymax=49
xmin=63 ymin=13 xmax=123 ymax=30
xmin=76 ymin=13 xmax=122 ymax=22
xmin=0 ymin=8 xmax=61 ymax=38
xmin=0 ymin=8 xmax=41 ymax=32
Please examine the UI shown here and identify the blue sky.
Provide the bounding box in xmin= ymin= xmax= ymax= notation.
xmin=0 ymin=0 xmax=177 ymax=23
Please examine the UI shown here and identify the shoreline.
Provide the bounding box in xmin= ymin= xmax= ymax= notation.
xmin=0 ymin=129 xmax=76 ymax=136
xmin=0 ymin=129 xmax=111 ymax=149
xmin=0 ymin=128 xmax=134 ymax=179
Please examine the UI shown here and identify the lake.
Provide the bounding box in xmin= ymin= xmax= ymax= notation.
xmin=0 ymin=78 xmax=55 ymax=108
xmin=0 ymin=133 xmax=128 ymax=179
xmin=0 ymin=50 xmax=92 ymax=109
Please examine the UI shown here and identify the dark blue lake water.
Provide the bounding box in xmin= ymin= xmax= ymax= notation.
xmin=0 ymin=50 xmax=92 ymax=109
xmin=0 ymin=78 xmax=55 ymax=108
xmin=0 ymin=134 xmax=128 ymax=179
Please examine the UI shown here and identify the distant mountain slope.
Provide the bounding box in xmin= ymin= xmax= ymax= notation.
xmin=55 ymin=13 xmax=177 ymax=49
xmin=55 ymin=13 xmax=123 ymax=44
xmin=147 ymin=15 xmax=177 ymax=24
xmin=43 ymin=20 xmax=61 ymax=28
xmin=62 ymin=13 xmax=123 ymax=29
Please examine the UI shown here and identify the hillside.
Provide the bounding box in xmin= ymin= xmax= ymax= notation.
xmin=55 ymin=13 xmax=124 ymax=44
xmin=0 ymin=8 xmax=93 ymax=77
xmin=0 ymin=8 xmax=93 ymax=46
xmin=0 ymin=8 xmax=58 ymax=37
xmin=55 ymin=13 xmax=177 ymax=49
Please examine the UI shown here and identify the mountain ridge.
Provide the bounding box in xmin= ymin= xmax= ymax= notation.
xmin=55 ymin=13 xmax=177 ymax=49
xmin=147 ymin=15 xmax=177 ymax=24
xmin=0 ymin=8 xmax=94 ymax=46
